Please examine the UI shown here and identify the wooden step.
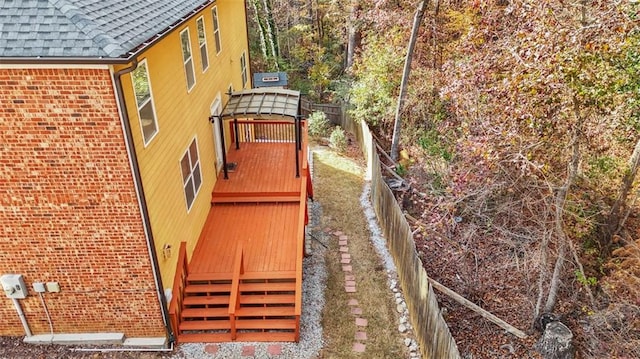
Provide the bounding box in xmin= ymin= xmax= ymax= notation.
xmin=239 ymin=282 xmax=296 ymax=292
xmin=235 ymin=318 xmax=297 ymax=330
xmin=178 ymin=333 xmax=232 ymax=343
xmin=179 ymin=320 xmax=231 ymax=331
xmin=187 ymin=272 xmax=233 ymax=282
xmin=181 ymin=307 xmax=229 ymax=319
xmin=240 ymin=294 xmax=295 ymax=305
xmin=212 ymin=196 xmax=300 ymax=203
xmin=185 ymin=283 xmax=231 ymax=294
xmin=236 ymin=306 xmax=296 ymax=317
xmin=235 ymin=332 xmax=297 ymax=342
xmin=241 ymin=271 xmax=296 ymax=280
xmin=183 ymin=295 xmax=230 ymax=306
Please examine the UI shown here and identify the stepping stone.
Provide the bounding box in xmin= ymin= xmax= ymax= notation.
xmin=351 ymin=307 xmax=363 ymax=315
xmin=341 ymin=253 xmax=351 ymax=259
xmin=339 ymin=240 xmax=348 ymax=246
xmin=345 ymin=285 xmax=356 ymax=293
xmin=356 ymin=318 xmax=368 ymax=327
xmin=348 ymin=299 xmax=359 ymax=306
xmin=339 ymin=246 xmax=349 ymax=252
xmin=241 ymin=345 xmax=255 ymax=356
xmin=342 ymin=265 xmax=352 ymax=272
xmin=204 ymin=344 xmax=219 ymax=354
xmin=268 ymin=344 xmax=282 ymax=355
xmin=341 ymin=258 xmax=351 ymax=264
xmin=355 ymin=331 xmax=367 ymax=340
xmin=345 ymin=280 xmax=356 ymax=287
xmin=353 ymin=342 xmax=366 ymax=353
xmin=333 ymin=231 xmax=344 ymax=236
xmin=345 ymin=274 xmax=356 ymax=281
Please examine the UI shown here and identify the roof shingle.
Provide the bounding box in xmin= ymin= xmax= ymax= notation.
xmin=0 ymin=0 xmax=213 ymax=59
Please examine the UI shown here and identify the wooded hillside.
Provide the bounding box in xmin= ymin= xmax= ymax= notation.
xmin=248 ymin=1 xmax=640 ymax=357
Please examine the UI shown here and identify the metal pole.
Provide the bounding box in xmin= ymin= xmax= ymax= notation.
xmin=234 ymin=119 xmax=240 ymax=150
xmin=215 ymin=116 xmax=229 ymax=180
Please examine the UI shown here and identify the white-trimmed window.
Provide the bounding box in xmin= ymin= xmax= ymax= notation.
xmin=240 ymin=52 xmax=247 ymax=88
xmin=211 ymin=6 xmax=221 ymax=54
xmin=196 ymin=17 xmax=209 ymax=72
xmin=180 ymin=138 xmax=202 ymax=211
xmin=180 ymin=28 xmax=196 ymax=91
xmin=131 ymin=60 xmax=158 ymax=145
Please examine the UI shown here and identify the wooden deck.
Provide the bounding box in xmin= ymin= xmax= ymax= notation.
xmin=170 ymin=128 xmax=310 ymax=343
xmin=189 ymin=202 xmax=299 ymax=273
xmin=192 ymin=141 xmax=306 ymax=274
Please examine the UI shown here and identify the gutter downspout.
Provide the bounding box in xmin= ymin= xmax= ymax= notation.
xmin=111 ymin=60 xmax=174 ymax=346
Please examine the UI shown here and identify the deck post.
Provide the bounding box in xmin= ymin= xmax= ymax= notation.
xmin=294 ymin=117 xmax=300 ymax=178
xmin=216 ymin=115 xmax=229 ymax=180
xmin=234 ymin=118 xmax=240 ymax=150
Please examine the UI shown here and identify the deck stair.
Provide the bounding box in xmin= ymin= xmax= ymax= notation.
xmin=176 ymin=268 xmax=299 ymax=342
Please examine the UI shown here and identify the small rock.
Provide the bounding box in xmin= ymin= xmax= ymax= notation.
xmin=400 ymin=316 xmax=407 ymax=324
xmin=396 ymin=297 xmax=403 ymax=305
xmin=400 ymin=324 xmax=408 ymax=334
xmin=410 ymin=343 xmax=418 ymax=352
xmin=404 ymin=337 xmax=412 ymax=346
xmin=397 ymin=304 xmax=405 ymax=313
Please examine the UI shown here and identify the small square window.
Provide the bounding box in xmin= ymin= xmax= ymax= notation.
xmin=180 ymin=28 xmax=196 ymax=91
xmin=212 ymin=6 xmax=221 ymax=54
xmin=180 ymin=138 xmax=202 ymax=210
xmin=131 ymin=60 xmax=158 ymax=145
xmin=196 ymin=17 xmax=209 ymax=72
xmin=240 ymin=52 xmax=247 ymax=88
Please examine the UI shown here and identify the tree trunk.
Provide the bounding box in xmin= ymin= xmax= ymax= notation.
xmin=390 ymin=0 xmax=429 ymax=162
xmin=544 ymin=96 xmax=582 ymax=314
xmin=346 ymin=0 xmax=361 ymax=69
xmin=534 ymin=321 xmax=575 ymax=359
xmin=251 ymin=0 xmax=269 ymax=63
xmin=606 ymin=138 xmax=640 ymax=240
xmin=262 ymin=0 xmax=280 ymax=69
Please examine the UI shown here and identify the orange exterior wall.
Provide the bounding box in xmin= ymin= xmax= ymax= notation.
xmin=0 ymin=67 xmax=165 ymax=337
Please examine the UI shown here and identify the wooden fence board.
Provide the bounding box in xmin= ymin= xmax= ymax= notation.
xmin=345 ymin=111 xmax=461 ymax=359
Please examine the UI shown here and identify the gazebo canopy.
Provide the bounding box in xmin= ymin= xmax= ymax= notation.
xmin=220 ymin=88 xmax=300 ymax=120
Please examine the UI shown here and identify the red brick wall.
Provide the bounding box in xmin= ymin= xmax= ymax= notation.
xmin=0 ymin=68 xmax=165 ymax=338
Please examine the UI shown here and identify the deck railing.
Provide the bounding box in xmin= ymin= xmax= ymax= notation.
xmin=231 ymin=120 xmax=296 ymax=146
xmin=228 ymin=242 xmax=245 ymax=340
xmin=168 ymin=242 xmax=188 ymax=344
xmin=293 ymin=157 xmax=309 ymax=341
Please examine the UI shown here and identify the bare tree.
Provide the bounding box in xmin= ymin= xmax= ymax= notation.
xmin=606 ymin=138 xmax=640 ymax=241
xmin=391 ymin=0 xmax=429 ymax=162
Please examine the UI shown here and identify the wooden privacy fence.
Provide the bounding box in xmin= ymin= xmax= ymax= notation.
xmin=300 ymin=98 xmax=343 ymax=125
xmin=345 ymin=114 xmax=461 ymax=358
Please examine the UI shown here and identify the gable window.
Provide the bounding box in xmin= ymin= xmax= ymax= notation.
xmin=180 ymin=138 xmax=202 ymax=211
xmin=196 ymin=17 xmax=209 ymax=72
xmin=131 ymin=60 xmax=158 ymax=145
xmin=211 ymin=6 xmax=221 ymax=54
xmin=180 ymin=28 xmax=196 ymax=91
xmin=240 ymin=52 xmax=247 ymax=88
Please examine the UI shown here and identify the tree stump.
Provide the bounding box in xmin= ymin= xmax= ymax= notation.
xmin=534 ymin=321 xmax=574 ymax=359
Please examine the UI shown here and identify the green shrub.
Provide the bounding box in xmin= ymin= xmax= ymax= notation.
xmin=308 ymin=111 xmax=331 ymax=139
xmin=329 ymin=126 xmax=347 ymax=153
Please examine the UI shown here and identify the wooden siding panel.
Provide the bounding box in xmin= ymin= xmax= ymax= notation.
xmin=113 ymin=0 xmax=251 ymax=289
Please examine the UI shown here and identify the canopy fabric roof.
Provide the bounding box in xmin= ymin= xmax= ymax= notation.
xmin=220 ymin=88 xmax=300 ymax=120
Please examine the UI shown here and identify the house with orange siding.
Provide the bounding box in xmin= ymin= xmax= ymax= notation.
xmin=0 ymin=0 xmax=256 ymax=347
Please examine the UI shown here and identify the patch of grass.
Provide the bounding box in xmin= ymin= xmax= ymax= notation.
xmin=312 ymin=146 xmax=407 ymax=358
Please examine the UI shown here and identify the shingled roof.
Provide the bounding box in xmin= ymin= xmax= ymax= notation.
xmin=0 ymin=0 xmax=213 ymax=59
